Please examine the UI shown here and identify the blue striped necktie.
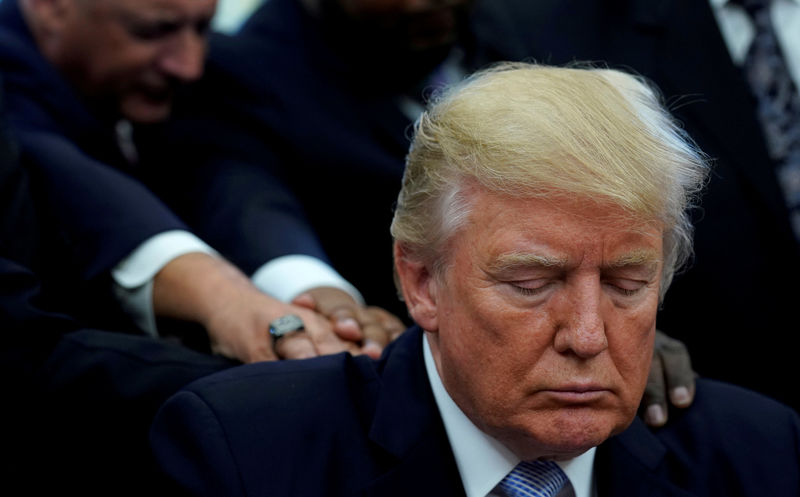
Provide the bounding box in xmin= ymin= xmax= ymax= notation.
xmin=496 ymin=460 xmax=569 ymax=497
xmin=740 ymin=0 xmax=800 ymax=239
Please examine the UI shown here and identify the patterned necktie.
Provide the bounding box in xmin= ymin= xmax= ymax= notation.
xmin=740 ymin=0 xmax=800 ymax=238
xmin=496 ymin=460 xmax=569 ymax=497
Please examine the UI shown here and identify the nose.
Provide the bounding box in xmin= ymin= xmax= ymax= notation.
xmin=553 ymin=279 xmax=608 ymax=358
xmin=159 ymin=29 xmax=207 ymax=82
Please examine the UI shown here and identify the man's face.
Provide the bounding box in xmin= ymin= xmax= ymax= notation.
xmin=49 ymin=0 xmax=216 ymax=123
xmin=421 ymin=188 xmax=662 ymax=460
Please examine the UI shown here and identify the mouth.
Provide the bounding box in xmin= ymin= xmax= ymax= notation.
xmin=139 ymin=85 xmax=173 ymax=103
xmin=542 ymin=385 xmax=612 ymax=404
xmin=121 ymin=85 xmax=175 ymax=122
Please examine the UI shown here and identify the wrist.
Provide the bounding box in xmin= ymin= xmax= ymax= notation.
xmin=153 ymin=252 xmax=252 ymax=327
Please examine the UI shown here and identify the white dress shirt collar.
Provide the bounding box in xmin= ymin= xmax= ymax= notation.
xmin=709 ymin=0 xmax=800 ymax=83
xmin=422 ymin=334 xmax=596 ymax=497
xmin=710 ymin=0 xmax=800 ymax=7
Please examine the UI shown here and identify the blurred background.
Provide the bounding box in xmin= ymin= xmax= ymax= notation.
xmin=0 ymin=0 xmax=266 ymax=34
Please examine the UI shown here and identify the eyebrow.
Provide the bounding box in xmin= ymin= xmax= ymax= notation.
xmin=604 ymin=249 xmax=662 ymax=280
xmin=487 ymin=253 xmax=569 ymax=273
xmin=488 ymin=249 xmax=661 ymax=274
xmin=605 ymin=249 xmax=661 ymax=269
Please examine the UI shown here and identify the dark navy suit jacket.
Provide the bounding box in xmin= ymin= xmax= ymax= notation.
xmin=151 ymin=325 xmax=800 ymax=497
xmin=159 ymin=0 xmax=800 ymax=411
xmin=0 ymin=3 xmax=234 ymax=494
xmin=0 ymin=253 xmax=233 ymax=496
xmin=0 ymin=0 xmax=189 ymax=330
xmin=0 ymin=112 xmax=233 ymax=497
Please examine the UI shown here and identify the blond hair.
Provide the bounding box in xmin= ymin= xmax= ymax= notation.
xmin=391 ymin=62 xmax=708 ymax=299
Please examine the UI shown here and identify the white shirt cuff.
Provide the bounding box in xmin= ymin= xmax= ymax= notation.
xmin=251 ymin=254 xmax=364 ymax=305
xmin=111 ymin=230 xmax=218 ymax=336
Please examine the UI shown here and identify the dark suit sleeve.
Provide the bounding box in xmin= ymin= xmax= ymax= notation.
xmin=150 ymin=390 xmax=247 ymax=497
xmin=17 ymin=129 xmax=189 ymax=281
xmin=1 ymin=255 xmax=234 ymax=417
xmin=0 ymin=255 xmax=236 ymax=494
xmin=144 ymin=35 xmax=332 ymax=277
xmin=160 ymin=149 xmax=331 ymax=276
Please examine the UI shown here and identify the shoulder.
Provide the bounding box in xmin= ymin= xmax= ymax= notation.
xmin=668 ymin=378 xmax=799 ymax=438
xmin=151 ymin=352 xmax=386 ymax=495
xmin=603 ymin=379 xmax=799 ymax=496
xmin=177 ymin=351 xmax=381 ymax=422
xmin=658 ymin=379 xmax=800 ymax=493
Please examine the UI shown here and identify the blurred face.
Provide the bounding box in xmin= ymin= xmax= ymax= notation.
xmin=46 ymin=0 xmax=216 ymax=123
xmin=337 ymin=0 xmax=470 ymax=51
xmin=401 ymin=188 xmax=662 ymax=460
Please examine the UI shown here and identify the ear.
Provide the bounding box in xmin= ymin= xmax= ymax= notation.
xmin=393 ymin=243 xmax=440 ymax=332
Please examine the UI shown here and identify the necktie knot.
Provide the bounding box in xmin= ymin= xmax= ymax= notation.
xmin=496 ymin=460 xmax=569 ymax=497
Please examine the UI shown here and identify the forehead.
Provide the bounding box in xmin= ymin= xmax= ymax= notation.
xmin=457 ymin=189 xmax=663 ymax=266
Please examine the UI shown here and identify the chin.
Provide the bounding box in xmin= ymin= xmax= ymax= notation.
xmin=121 ymin=100 xmax=172 ymax=124
xmin=503 ymin=407 xmax=635 ymax=460
xmin=555 ymin=407 xmax=634 ymax=449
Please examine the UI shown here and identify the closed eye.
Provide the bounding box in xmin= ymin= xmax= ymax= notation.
xmin=126 ymin=20 xmax=181 ymax=40
xmin=603 ymin=279 xmax=648 ymax=297
xmin=611 ymin=286 xmax=639 ymax=296
xmin=509 ymin=280 xmax=553 ymax=297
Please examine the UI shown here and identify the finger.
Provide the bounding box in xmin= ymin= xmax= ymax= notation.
xmin=245 ymin=347 xmax=280 ymax=363
xmin=359 ymin=341 xmax=384 ymax=359
xmin=356 ymin=307 xmax=408 ymax=359
xmin=655 ymin=331 xmax=696 ymax=408
xmin=299 ymin=293 xmax=364 ymax=341
xmin=642 ymin=351 xmax=668 ymax=427
xmin=302 ymin=287 xmax=359 ymax=317
xmin=300 ymin=311 xmax=360 ymax=356
xmin=360 ymin=307 xmax=405 ymax=347
xmin=290 ymin=290 xmax=364 ymax=343
xmin=356 ymin=307 xmax=407 ymax=359
xmin=329 ymin=307 xmax=364 ymax=343
xmin=210 ymin=336 xmax=278 ymax=364
xmin=299 ymin=288 xmax=367 ymax=342
xmin=358 ymin=323 xmax=388 ymax=359
xmin=274 ymin=332 xmax=317 ymax=360
xmin=375 ymin=308 xmax=406 ymax=341
xmin=291 ymin=292 xmax=317 ymax=310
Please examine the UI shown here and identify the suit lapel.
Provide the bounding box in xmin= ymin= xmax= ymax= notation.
xmin=363 ymin=326 xmax=466 ymax=497
xmin=596 ymin=420 xmax=698 ymax=497
xmin=362 ymin=433 xmax=466 ymax=497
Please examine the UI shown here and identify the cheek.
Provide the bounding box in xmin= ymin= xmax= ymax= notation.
xmin=437 ymin=289 xmax=551 ymax=410
xmin=611 ymin=317 xmax=656 ymax=401
xmin=435 ymin=288 xmax=512 ymax=396
xmin=96 ymin=34 xmax=161 ymax=80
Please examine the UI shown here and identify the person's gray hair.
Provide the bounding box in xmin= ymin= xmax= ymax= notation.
xmin=390 ymin=62 xmax=709 ymax=301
